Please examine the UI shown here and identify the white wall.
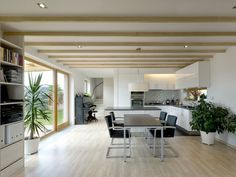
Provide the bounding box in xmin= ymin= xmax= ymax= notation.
xmin=208 ymin=47 xmax=236 ymax=147
xmin=69 ymin=70 xmax=90 ymax=124
xmin=94 ymin=78 xmax=103 ymax=99
xmin=103 ymin=78 xmax=114 ymax=107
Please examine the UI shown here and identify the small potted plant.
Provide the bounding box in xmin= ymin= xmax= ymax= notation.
xmin=190 ymin=95 xmax=230 ymax=145
xmin=24 ymin=73 xmax=52 ymax=154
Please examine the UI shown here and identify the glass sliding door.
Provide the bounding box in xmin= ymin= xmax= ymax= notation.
xmin=57 ymin=72 xmax=69 ymax=126
xmin=24 ymin=60 xmax=54 ymax=137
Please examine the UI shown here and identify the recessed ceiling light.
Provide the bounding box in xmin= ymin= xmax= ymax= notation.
xmin=184 ymin=45 xmax=188 ymax=48
xmin=37 ymin=3 xmax=47 ymax=9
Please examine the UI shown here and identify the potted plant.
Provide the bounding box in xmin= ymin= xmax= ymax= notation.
xmin=24 ymin=73 xmax=52 ymax=154
xmin=190 ymin=95 xmax=230 ymax=145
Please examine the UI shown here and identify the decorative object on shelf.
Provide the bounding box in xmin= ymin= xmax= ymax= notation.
xmin=0 ymin=69 xmax=4 ymax=82
xmin=190 ymin=94 xmax=236 ymax=145
xmin=184 ymin=88 xmax=203 ymax=101
xmin=24 ymin=73 xmax=53 ymax=154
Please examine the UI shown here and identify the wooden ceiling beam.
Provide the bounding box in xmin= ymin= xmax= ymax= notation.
xmin=56 ymin=59 xmax=203 ymax=63
xmin=6 ymin=31 xmax=236 ymax=37
xmin=38 ymin=49 xmax=225 ymax=54
xmin=48 ymin=55 xmax=213 ymax=59
xmin=2 ymin=16 xmax=236 ymax=23
xmin=24 ymin=41 xmax=236 ymax=47
xmin=67 ymin=65 xmax=186 ymax=68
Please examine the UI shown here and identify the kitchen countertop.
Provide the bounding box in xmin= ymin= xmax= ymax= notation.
xmin=105 ymin=107 xmax=161 ymax=111
xmin=144 ymin=104 xmax=195 ymax=110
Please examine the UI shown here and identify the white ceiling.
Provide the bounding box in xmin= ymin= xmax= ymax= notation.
xmin=1 ymin=0 xmax=236 ymax=77
xmin=0 ymin=0 xmax=236 ymax=16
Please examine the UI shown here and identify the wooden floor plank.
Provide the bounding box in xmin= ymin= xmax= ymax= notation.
xmin=14 ymin=117 xmax=236 ymax=177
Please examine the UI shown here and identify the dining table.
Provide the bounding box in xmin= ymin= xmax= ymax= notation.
xmin=123 ymin=114 xmax=164 ymax=162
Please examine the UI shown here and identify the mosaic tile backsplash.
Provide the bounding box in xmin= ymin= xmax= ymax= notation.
xmin=144 ymin=90 xmax=181 ymax=104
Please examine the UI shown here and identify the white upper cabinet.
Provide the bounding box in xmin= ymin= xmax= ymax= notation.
xmin=175 ymin=61 xmax=210 ymax=89
xmin=144 ymin=74 xmax=176 ymax=90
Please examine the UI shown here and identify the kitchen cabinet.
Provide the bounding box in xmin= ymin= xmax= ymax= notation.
xmin=169 ymin=106 xmax=193 ymax=132
xmin=144 ymin=74 xmax=176 ymax=90
xmin=114 ymin=71 xmax=138 ymax=107
xmin=175 ymin=61 xmax=210 ymax=89
xmin=146 ymin=105 xmax=194 ymax=133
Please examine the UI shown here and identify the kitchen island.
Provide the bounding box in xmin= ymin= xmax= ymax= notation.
xmin=105 ymin=107 xmax=161 ymax=117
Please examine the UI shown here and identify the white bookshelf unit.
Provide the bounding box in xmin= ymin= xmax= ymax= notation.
xmin=0 ymin=37 xmax=24 ymax=177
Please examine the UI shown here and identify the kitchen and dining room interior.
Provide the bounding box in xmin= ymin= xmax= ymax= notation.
xmin=1 ymin=0 xmax=236 ymax=177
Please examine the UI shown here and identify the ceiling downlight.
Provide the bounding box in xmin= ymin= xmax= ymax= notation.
xmin=37 ymin=3 xmax=47 ymax=9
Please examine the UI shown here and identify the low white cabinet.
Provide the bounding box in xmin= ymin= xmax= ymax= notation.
xmin=0 ymin=126 xmax=5 ymax=147
xmin=5 ymin=122 xmax=24 ymax=145
xmin=0 ymin=140 xmax=24 ymax=170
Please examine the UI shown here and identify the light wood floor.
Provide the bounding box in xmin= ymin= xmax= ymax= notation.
xmin=14 ymin=118 xmax=236 ymax=177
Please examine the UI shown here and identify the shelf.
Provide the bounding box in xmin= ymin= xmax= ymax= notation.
xmin=0 ymin=38 xmax=22 ymax=50
xmin=0 ymin=120 xmax=23 ymax=129
xmin=0 ymin=82 xmax=23 ymax=86
xmin=0 ymin=102 xmax=24 ymax=106
xmin=0 ymin=139 xmax=23 ymax=150
xmin=0 ymin=61 xmax=23 ymax=68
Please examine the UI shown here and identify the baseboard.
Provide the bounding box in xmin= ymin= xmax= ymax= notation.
xmin=215 ymin=138 xmax=236 ymax=150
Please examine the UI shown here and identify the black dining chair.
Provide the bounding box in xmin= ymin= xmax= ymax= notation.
xmin=159 ymin=111 xmax=167 ymax=121
xmin=148 ymin=115 xmax=178 ymax=157
xmin=144 ymin=111 xmax=167 ymax=140
xmin=105 ymin=115 xmax=131 ymax=158
xmin=110 ymin=111 xmax=124 ymax=127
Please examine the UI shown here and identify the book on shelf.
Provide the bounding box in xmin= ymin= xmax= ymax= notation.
xmin=0 ymin=46 xmax=23 ymax=66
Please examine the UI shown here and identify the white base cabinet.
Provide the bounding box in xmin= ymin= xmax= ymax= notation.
xmin=145 ymin=105 xmax=195 ymax=133
xmin=0 ymin=141 xmax=24 ymax=170
xmin=169 ymin=106 xmax=193 ymax=132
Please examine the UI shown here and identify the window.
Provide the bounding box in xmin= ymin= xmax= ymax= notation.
xmin=84 ymin=80 xmax=90 ymax=94
xmin=57 ymin=72 xmax=69 ymax=125
xmin=24 ymin=59 xmax=70 ymax=137
xmin=24 ymin=60 xmax=54 ymax=137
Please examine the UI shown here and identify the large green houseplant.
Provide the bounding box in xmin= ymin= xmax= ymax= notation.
xmin=24 ymin=73 xmax=52 ymax=154
xmin=190 ymin=95 xmax=236 ymax=145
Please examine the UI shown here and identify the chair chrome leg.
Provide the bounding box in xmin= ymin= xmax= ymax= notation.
xmin=153 ymin=130 xmax=156 ymax=156
xmin=160 ymin=128 xmax=164 ymax=161
xmin=106 ymin=146 xmax=131 ymax=158
xmin=111 ymin=138 xmax=114 ymax=145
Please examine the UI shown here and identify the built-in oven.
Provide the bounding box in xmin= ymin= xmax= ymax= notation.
xmin=131 ymin=99 xmax=144 ymax=107
xmin=131 ymin=92 xmax=144 ymax=107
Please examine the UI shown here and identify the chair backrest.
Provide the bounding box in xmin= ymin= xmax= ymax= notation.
xmin=105 ymin=115 xmax=113 ymax=137
xmin=159 ymin=111 xmax=167 ymax=121
xmin=164 ymin=115 xmax=177 ymax=137
xmin=110 ymin=112 xmax=116 ymax=122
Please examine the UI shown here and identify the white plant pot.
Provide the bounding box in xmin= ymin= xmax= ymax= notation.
xmin=25 ymin=138 xmax=40 ymax=155
xmin=200 ymin=131 xmax=216 ymax=145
